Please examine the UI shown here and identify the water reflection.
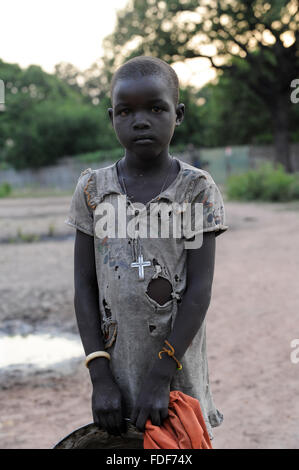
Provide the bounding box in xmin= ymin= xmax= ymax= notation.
xmin=0 ymin=332 xmax=84 ymax=369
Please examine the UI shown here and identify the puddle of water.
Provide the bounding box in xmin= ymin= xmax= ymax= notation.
xmin=0 ymin=333 xmax=84 ymax=370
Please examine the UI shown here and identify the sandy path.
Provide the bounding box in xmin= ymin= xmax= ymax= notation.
xmin=0 ymin=197 xmax=298 ymax=449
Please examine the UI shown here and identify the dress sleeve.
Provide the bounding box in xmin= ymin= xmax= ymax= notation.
xmin=64 ymin=169 xmax=95 ymax=236
xmin=182 ymin=174 xmax=229 ymax=240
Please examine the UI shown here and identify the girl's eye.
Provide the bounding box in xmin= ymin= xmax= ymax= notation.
xmin=152 ymin=106 xmax=162 ymax=113
xmin=119 ymin=107 xmax=163 ymax=116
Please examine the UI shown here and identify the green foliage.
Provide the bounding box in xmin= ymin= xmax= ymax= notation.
xmin=6 ymin=101 xmax=116 ymax=170
xmin=226 ymin=162 xmax=299 ymax=202
xmin=99 ymin=0 xmax=299 ymax=170
xmin=1 ymin=0 xmax=299 ymax=172
xmin=171 ymin=86 xmax=203 ymax=147
xmin=289 ymin=178 xmax=299 ymax=200
xmin=74 ymin=147 xmax=125 ymax=163
xmin=8 ymin=186 xmax=73 ymax=198
xmin=198 ymin=68 xmax=273 ymax=147
xmin=0 ymin=182 xmax=12 ymax=198
xmin=0 ymin=161 xmax=11 ymax=170
xmin=0 ymin=60 xmax=118 ymax=170
xmin=10 ymin=228 xmax=40 ymax=243
xmin=74 ymin=142 xmax=191 ymax=164
xmin=100 ymin=0 xmax=299 ymax=105
xmin=48 ymin=223 xmax=56 ymax=237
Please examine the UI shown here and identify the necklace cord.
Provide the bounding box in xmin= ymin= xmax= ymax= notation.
xmin=117 ymin=157 xmax=174 ymax=261
xmin=118 ymin=157 xmax=174 ymax=203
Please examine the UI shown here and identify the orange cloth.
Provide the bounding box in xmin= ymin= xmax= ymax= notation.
xmin=143 ymin=391 xmax=213 ymax=449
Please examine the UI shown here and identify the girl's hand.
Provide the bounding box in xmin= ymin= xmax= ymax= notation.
xmin=92 ymin=376 xmax=127 ymax=436
xmin=130 ymin=371 xmax=171 ymax=432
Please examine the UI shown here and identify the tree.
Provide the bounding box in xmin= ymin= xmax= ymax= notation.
xmin=198 ymin=72 xmax=272 ymax=147
xmin=200 ymin=63 xmax=299 ymax=147
xmin=100 ymin=0 xmax=299 ymax=172
xmin=0 ymin=60 xmax=118 ymax=169
xmin=54 ymin=60 xmax=110 ymax=104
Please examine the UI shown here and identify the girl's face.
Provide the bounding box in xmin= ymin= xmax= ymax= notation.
xmin=108 ymin=75 xmax=184 ymax=159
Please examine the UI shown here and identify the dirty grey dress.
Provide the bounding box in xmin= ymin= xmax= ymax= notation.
xmin=65 ymin=156 xmax=229 ymax=440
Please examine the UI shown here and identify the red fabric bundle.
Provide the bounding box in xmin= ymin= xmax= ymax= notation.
xmin=143 ymin=391 xmax=213 ymax=449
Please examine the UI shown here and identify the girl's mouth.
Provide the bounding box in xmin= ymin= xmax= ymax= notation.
xmin=134 ymin=138 xmax=154 ymax=144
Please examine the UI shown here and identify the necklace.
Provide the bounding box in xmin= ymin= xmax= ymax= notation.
xmin=117 ymin=157 xmax=174 ymax=281
xmin=118 ymin=157 xmax=174 ymax=203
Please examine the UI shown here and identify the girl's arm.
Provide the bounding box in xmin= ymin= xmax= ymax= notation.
xmin=131 ymin=231 xmax=216 ymax=431
xmin=74 ymin=229 xmax=126 ymax=435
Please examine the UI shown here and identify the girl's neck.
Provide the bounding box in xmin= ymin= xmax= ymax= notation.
xmin=123 ymin=150 xmax=173 ymax=178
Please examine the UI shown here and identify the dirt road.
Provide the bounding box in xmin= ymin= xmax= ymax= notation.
xmin=0 ymin=196 xmax=298 ymax=448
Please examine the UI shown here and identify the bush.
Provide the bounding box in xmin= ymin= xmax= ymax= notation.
xmin=74 ymin=148 xmax=124 ymax=163
xmin=0 ymin=182 xmax=12 ymax=198
xmin=73 ymin=143 xmax=189 ymax=164
xmin=226 ymin=162 xmax=299 ymax=202
xmin=5 ymin=101 xmax=119 ymax=170
xmin=289 ymin=178 xmax=299 ymax=199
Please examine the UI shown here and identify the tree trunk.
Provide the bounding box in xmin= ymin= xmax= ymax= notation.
xmin=271 ymin=93 xmax=293 ymax=173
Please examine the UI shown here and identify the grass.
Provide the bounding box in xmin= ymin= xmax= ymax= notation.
xmin=5 ymin=187 xmax=74 ymax=199
xmin=6 ymin=223 xmax=57 ymax=244
xmin=47 ymin=223 xmax=56 ymax=237
xmin=8 ymin=228 xmax=41 ymax=243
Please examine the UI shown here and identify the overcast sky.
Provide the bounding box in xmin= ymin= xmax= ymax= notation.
xmin=1 ymin=0 xmax=215 ymax=88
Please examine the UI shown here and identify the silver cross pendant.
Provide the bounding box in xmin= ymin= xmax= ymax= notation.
xmin=131 ymin=254 xmax=151 ymax=281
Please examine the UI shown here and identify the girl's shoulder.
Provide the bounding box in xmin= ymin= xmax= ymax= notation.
xmin=177 ymin=160 xmax=217 ymax=200
xmin=78 ymin=163 xmax=113 ymax=179
xmin=77 ymin=162 xmax=117 ymax=185
xmin=76 ymin=162 xmax=119 ymax=209
xmin=179 ymin=159 xmax=215 ymax=185
xmin=79 ymin=167 xmax=93 ymax=178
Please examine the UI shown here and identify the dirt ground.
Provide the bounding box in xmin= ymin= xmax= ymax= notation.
xmin=0 ymin=194 xmax=299 ymax=449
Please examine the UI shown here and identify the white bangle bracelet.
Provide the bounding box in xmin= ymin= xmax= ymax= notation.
xmin=85 ymin=351 xmax=111 ymax=368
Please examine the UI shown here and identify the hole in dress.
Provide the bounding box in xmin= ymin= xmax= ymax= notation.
xmin=103 ymin=298 xmax=112 ymax=318
xmin=146 ymin=276 xmax=172 ymax=306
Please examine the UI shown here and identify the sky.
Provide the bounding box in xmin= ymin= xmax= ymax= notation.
xmin=0 ymin=0 xmax=215 ymax=88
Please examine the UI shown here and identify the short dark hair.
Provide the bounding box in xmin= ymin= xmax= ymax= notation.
xmin=110 ymin=56 xmax=179 ymax=107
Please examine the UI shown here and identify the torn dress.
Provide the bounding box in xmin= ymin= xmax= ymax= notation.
xmin=64 ymin=156 xmax=229 ymax=440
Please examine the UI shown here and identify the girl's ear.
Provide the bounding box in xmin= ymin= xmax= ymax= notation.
xmin=108 ymin=108 xmax=114 ymax=125
xmin=175 ymin=103 xmax=185 ymax=126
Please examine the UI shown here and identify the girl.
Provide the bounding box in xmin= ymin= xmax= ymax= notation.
xmin=65 ymin=56 xmax=228 ymax=441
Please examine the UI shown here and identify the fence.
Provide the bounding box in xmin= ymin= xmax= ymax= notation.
xmin=0 ymin=156 xmax=115 ymax=191
xmin=0 ymin=144 xmax=298 ymax=190
xmin=183 ymin=144 xmax=299 ymax=184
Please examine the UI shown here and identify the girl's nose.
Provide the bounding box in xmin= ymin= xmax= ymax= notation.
xmin=133 ymin=113 xmax=151 ymax=129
